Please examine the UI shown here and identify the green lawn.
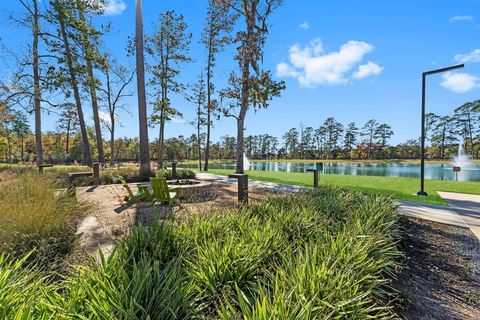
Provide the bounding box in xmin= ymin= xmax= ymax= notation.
xmin=251 ymin=158 xmax=480 ymax=165
xmin=181 ymin=158 xmax=480 ymax=165
xmin=205 ymin=169 xmax=480 ymax=206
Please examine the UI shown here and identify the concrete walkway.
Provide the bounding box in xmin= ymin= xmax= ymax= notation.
xmin=437 ymin=192 xmax=480 ymax=241
xmin=195 ymin=172 xmax=480 ymax=241
xmin=195 ymin=172 xmax=305 ymax=193
xmin=397 ymin=200 xmax=469 ymax=228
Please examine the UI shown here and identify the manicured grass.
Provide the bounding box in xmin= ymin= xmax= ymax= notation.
xmin=244 ymin=158 xmax=480 ymax=165
xmin=205 ymin=169 xmax=480 ymax=206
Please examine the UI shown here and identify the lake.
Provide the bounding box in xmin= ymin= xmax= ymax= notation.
xmin=181 ymin=161 xmax=480 ymax=182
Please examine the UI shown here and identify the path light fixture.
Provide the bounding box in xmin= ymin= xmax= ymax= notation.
xmin=417 ymin=64 xmax=464 ymax=196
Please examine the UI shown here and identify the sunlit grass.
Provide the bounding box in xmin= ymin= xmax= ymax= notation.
xmin=0 ymin=172 xmax=87 ymax=267
xmin=205 ymin=169 xmax=480 ymax=206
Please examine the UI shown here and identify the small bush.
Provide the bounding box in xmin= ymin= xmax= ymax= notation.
xmin=157 ymin=168 xmax=195 ymax=180
xmin=100 ymin=167 xmax=155 ymax=184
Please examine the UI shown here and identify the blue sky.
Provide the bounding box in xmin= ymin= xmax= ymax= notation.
xmin=1 ymin=0 xmax=480 ymax=145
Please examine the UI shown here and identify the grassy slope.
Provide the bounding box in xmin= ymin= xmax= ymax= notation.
xmin=205 ymin=169 xmax=480 ymax=206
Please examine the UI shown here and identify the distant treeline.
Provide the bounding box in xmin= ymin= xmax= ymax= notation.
xmin=2 ymin=104 xmax=479 ymax=164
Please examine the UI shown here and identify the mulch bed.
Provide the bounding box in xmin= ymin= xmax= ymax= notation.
xmin=393 ymin=217 xmax=480 ymax=320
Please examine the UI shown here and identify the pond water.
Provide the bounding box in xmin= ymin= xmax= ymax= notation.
xmin=182 ymin=161 xmax=480 ymax=182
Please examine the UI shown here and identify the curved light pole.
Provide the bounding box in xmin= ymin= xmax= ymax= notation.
xmin=417 ymin=63 xmax=464 ymax=196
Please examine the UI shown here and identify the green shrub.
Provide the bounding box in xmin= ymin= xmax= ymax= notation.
xmin=157 ymin=168 xmax=195 ymax=180
xmin=100 ymin=167 xmax=155 ymax=184
xmin=0 ymin=187 xmax=401 ymax=319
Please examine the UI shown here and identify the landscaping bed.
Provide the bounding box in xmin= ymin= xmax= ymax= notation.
xmin=394 ymin=217 xmax=480 ymax=319
xmin=0 ymin=186 xmax=402 ymax=319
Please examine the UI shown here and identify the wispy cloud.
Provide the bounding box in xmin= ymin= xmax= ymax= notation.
xmin=449 ymin=15 xmax=474 ymax=22
xmin=299 ymin=22 xmax=310 ymax=30
xmin=276 ymin=38 xmax=382 ymax=87
xmin=99 ymin=111 xmax=111 ymax=124
xmin=440 ymin=72 xmax=479 ymax=93
xmin=352 ymin=61 xmax=383 ymax=79
xmin=454 ymin=48 xmax=480 ymax=63
xmin=171 ymin=118 xmax=186 ymax=125
xmin=102 ymin=0 xmax=127 ymax=16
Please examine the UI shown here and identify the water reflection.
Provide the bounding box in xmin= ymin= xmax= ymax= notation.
xmin=181 ymin=161 xmax=480 ymax=182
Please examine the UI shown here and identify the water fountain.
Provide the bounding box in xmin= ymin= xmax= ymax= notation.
xmin=451 ymin=144 xmax=475 ymax=169
xmin=243 ymin=153 xmax=250 ymax=171
xmin=449 ymin=144 xmax=478 ymax=181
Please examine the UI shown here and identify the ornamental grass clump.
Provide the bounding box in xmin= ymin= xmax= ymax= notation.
xmin=0 ymin=172 xmax=86 ymax=268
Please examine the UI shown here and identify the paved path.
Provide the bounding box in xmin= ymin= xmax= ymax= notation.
xmin=195 ymin=172 xmax=304 ymax=194
xmin=397 ymin=200 xmax=469 ymax=228
xmin=196 ymin=173 xmax=480 ymax=241
xmin=437 ymin=192 xmax=480 ymax=241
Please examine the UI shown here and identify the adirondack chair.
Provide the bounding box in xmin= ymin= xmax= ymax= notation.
xmin=150 ymin=177 xmax=179 ymax=206
xmin=118 ymin=176 xmax=148 ymax=203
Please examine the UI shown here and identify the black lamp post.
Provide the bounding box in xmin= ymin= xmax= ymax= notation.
xmin=417 ymin=63 xmax=464 ymax=196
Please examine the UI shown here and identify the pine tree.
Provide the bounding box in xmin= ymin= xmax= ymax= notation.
xmin=201 ymin=1 xmax=236 ymax=171
xmin=146 ymin=10 xmax=192 ymax=167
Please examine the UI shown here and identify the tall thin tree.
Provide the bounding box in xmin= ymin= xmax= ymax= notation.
xmin=146 ymin=10 xmax=191 ymax=168
xmin=201 ymin=1 xmax=236 ymax=171
xmin=216 ymin=0 xmax=284 ymax=173
xmin=186 ymin=73 xmax=207 ymax=170
xmin=135 ymin=0 xmax=151 ymax=174
xmin=53 ymin=1 xmax=93 ymax=166
xmin=75 ymin=0 xmax=105 ymax=163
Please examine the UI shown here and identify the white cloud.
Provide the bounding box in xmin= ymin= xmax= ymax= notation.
xmin=454 ymin=48 xmax=480 ymax=63
xmin=276 ymin=38 xmax=381 ymax=86
xmin=171 ymin=118 xmax=186 ymax=125
xmin=299 ymin=22 xmax=310 ymax=30
xmin=98 ymin=111 xmax=111 ymax=124
xmin=352 ymin=61 xmax=383 ymax=79
xmin=440 ymin=72 xmax=479 ymax=93
xmin=449 ymin=15 xmax=474 ymax=22
xmin=102 ymin=0 xmax=127 ymax=16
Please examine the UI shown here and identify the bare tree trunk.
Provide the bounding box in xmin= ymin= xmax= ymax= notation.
xmin=105 ymin=69 xmax=115 ymax=166
xmin=236 ymin=57 xmax=250 ymax=173
xmin=440 ymin=125 xmax=446 ymax=160
xmin=59 ymin=15 xmax=92 ymax=166
xmin=32 ymin=0 xmax=43 ymax=165
xmin=110 ymin=119 xmax=115 ymax=166
xmin=236 ymin=114 xmax=246 ymax=174
xmin=197 ymin=102 xmax=202 ymax=171
xmin=204 ymin=42 xmax=213 ymax=171
xmin=136 ymin=0 xmax=151 ymax=174
xmin=157 ymin=117 xmax=165 ymax=168
xmin=368 ymin=131 xmax=373 ymax=160
xmin=86 ymin=60 xmax=105 ymax=163
xmin=20 ymin=137 xmax=24 ymax=163
xmin=77 ymin=1 xmax=105 ymax=164
xmin=65 ymin=129 xmax=70 ymax=155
